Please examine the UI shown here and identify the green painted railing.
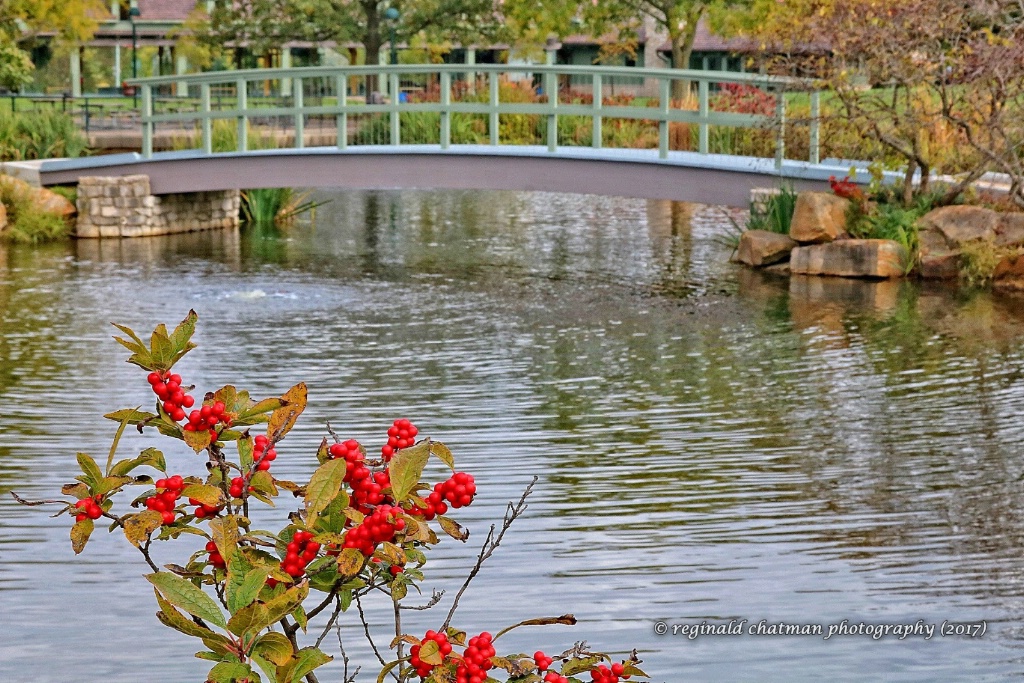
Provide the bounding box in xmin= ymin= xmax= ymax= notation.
xmin=128 ymin=64 xmax=821 ymax=169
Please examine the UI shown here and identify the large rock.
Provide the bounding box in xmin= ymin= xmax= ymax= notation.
xmin=33 ymin=188 xmax=76 ymax=219
xmin=789 ymin=192 xmax=850 ymax=244
xmin=918 ymin=205 xmax=998 ymax=244
xmin=917 ymin=205 xmax=1000 ymax=278
xmin=737 ymin=229 xmax=797 ymax=267
xmin=0 ymin=201 xmax=6 ymax=233
xmin=789 ymin=239 xmax=905 ymax=278
xmin=996 ymin=212 xmax=1024 ymax=247
xmin=993 ymin=254 xmax=1024 ymax=291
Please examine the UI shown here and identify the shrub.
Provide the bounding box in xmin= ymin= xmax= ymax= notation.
xmin=241 ymin=188 xmax=327 ymax=228
xmin=747 ymin=184 xmax=799 ymax=234
xmin=959 ymin=240 xmax=1022 ymax=288
xmin=0 ymin=110 xmax=89 ymax=160
xmin=0 ymin=176 xmax=72 ymax=244
xmin=12 ymin=312 xmax=649 ymax=683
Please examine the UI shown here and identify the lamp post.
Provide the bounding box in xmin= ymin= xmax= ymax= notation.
xmin=385 ymin=7 xmax=399 ymax=66
xmin=129 ymin=4 xmax=141 ymax=108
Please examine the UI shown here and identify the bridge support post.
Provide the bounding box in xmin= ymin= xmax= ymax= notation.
xmin=659 ymin=78 xmax=670 ymax=159
xmin=466 ymin=48 xmax=477 ymax=95
xmin=592 ymin=74 xmax=602 ymax=149
xmin=440 ymin=72 xmax=451 ymax=149
xmin=809 ymin=90 xmax=820 ymax=165
xmin=489 ymin=74 xmax=500 ymax=145
xmin=201 ymin=83 xmax=212 ymax=155
xmin=175 ymin=52 xmax=189 ymax=97
xmin=70 ymin=47 xmax=82 ymax=98
xmin=698 ymin=79 xmax=709 ymax=155
xmin=142 ymin=84 xmax=153 ymax=158
xmin=774 ymin=89 xmax=786 ymax=171
xmin=293 ymin=77 xmax=304 ymax=149
xmin=389 ymin=72 xmax=400 ymax=145
xmin=336 ymin=74 xmax=348 ymax=149
xmin=236 ymin=78 xmax=248 ymax=152
xmin=545 ymin=70 xmax=557 ymax=153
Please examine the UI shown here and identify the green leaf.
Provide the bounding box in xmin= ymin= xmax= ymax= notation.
xmin=237 ymin=436 xmax=254 ymax=473
xmin=147 ymin=571 xmax=227 ymax=629
xmin=183 ymin=428 xmax=214 ymax=453
xmin=237 ymin=396 xmax=285 ymax=422
xmin=252 ymin=631 xmax=293 ymax=666
xmin=622 ymin=661 xmax=648 ymax=677
xmin=228 ymin=567 xmax=267 ymax=613
xmin=124 ymin=510 xmax=164 ymax=547
xmin=76 ymin=453 xmax=104 ymax=488
xmin=250 ymin=471 xmax=278 ymax=498
xmin=183 ymin=484 xmax=226 ymax=508
xmin=290 ymin=647 xmax=332 ymax=682
xmin=111 ymin=322 xmax=154 ymax=369
xmin=387 ymin=440 xmax=430 ymax=503
xmin=71 ymin=517 xmax=93 ymax=554
xmin=154 ymin=589 xmax=224 ymax=641
xmin=267 ymin=383 xmax=307 ymax=442
xmin=430 ymin=441 xmax=456 ymax=471
xmin=168 ymin=309 xmax=199 ymax=365
xmin=250 ymin=653 xmax=277 ymax=683
xmin=104 ymin=408 xmax=159 ymax=427
xmin=561 ymin=655 xmax=603 ymax=677
xmin=208 ymin=661 xmax=252 ymax=683
xmin=62 ymin=482 xmax=91 ymax=499
xmin=110 ymin=447 xmax=166 ymax=476
xmin=292 ymin=603 xmax=307 ymax=632
xmin=150 ymin=324 xmax=174 ymax=369
xmin=304 ymin=459 xmax=346 ymax=528
xmin=262 ymin=582 xmax=308 ymax=627
xmin=105 ymin=407 xmax=136 ymax=475
xmin=93 ymin=475 xmax=133 ymax=496
xmin=226 ymin=602 xmax=270 ymax=637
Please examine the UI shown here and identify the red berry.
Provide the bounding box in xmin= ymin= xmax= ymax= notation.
xmin=182 ymin=394 xmax=195 ymax=408
xmin=161 ymin=511 xmax=176 ymax=525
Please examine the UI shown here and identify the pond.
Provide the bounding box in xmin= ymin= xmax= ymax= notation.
xmin=2 ymin=189 xmax=1024 ymax=682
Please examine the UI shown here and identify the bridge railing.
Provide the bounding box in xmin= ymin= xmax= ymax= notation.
xmin=127 ymin=64 xmax=821 ymax=169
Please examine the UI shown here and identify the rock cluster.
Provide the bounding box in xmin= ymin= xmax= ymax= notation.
xmin=0 ymin=175 xmax=76 ymax=234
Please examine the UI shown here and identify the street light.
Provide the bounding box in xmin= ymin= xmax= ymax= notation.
xmin=385 ymin=7 xmax=399 ymax=66
xmin=129 ymin=4 xmax=141 ymax=107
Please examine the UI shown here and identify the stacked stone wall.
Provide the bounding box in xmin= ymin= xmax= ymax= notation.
xmin=76 ymin=175 xmax=240 ymax=238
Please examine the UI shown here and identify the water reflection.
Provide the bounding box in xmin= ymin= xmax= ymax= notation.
xmin=2 ymin=191 xmax=1024 ymax=681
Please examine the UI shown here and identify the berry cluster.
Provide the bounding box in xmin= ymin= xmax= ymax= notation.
xmin=329 ymin=439 xmax=364 ymax=481
xmin=228 ymin=476 xmax=253 ymax=499
xmin=74 ymin=496 xmax=103 ymax=522
xmin=828 ymin=175 xmax=866 ymax=203
xmin=455 ymin=631 xmax=496 ymax=683
xmin=381 ymin=418 xmax=418 ymax=461
xmin=342 ymin=504 xmax=404 ymax=556
xmin=281 ymin=530 xmax=320 ymax=579
xmin=147 ymin=372 xmax=194 ymax=422
xmin=189 ymin=497 xmax=223 ymax=519
xmin=183 ymin=401 xmax=231 ymax=434
xmin=432 ymin=471 xmax=476 ymax=509
xmin=144 ymin=475 xmax=185 ymax=525
xmin=544 ymin=674 xmax=569 ymax=683
xmin=590 ymin=663 xmax=628 ymax=683
xmin=205 ymin=540 xmax=226 ymax=569
xmin=534 ymin=652 xmax=554 ymax=671
xmin=409 ymin=630 xmax=452 ymax=679
xmin=252 ymin=434 xmax=277 ymax=472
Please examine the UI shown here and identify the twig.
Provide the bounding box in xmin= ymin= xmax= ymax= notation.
xmin=356 ymin=594 xmax=394 ymax=677
xmin=337 ymin=624 xmax=360 ymax=683
xmin=441 ymin=476 xmax=537 ymax=632
xmin=314 ymin=596 xmax=343 ymax=649
xmin=400 ymin=590 xmax=444 ymax=611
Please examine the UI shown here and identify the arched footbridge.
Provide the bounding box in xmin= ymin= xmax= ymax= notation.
xmin=39 ymin=64 xmax=866 ymax=208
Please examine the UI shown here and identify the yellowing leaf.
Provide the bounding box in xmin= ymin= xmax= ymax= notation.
xmin=267 ymin=382 xmax=307 ymax=442
xmin=182 ymin=428 xmax=213 ymax=453
xmin=124 ymin=510 xmax=164 ymax=547
xmin=70 ymin=518 xmax=93 ymax=554
xmin=436 ymin=515 xmax=469 ymax=542
xmin=252 ymin=631 xmax=293 ymax=666
xmin=182 ymin=484 xmax=225 ymax=508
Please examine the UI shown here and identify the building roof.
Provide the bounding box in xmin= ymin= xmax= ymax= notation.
xmin=658 ymin=20 xmax=759 ymax=54
xmin=135 ymin=0 xmax=199 ymax=21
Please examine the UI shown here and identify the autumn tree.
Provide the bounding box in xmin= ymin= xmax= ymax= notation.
xmin=0 ymin=0 xmax=107 ymax=89
xmin=719 ymin=0 xmax=1024 ymax=206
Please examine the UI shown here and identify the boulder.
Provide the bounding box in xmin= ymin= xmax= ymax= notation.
xmin=789 ymin=192 xmax=850 ymax=244
xmin=918 ymin=205 xmax=998 ymax=245
xmin=917 ymin=205 xmax=1000 ymax=278
xmin=33 ymin=188 xmax=76 ymax=219
xmin=737 ymin=229 xmax=798 ymax=267
xmin=996 ymin=212 xmax=1024 ymax=248
xmin=789 ymin=239 xmax=905 ymax=279
xmin=0 ymin=201 xmax=6 ymax=233
xmin=993 ymin=253 xmax=1024 ymax=291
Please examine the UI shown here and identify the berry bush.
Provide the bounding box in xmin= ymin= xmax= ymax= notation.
xmin=13 ymin=311 xmax=648 ymax=683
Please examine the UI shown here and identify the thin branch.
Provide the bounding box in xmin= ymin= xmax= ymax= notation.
xmin=315 ymin=596 xmax=344 ymax=649
xmin=356 ymin=594 xmax=393 ymax=677
xmin=337 ymin=624 xmax=361 ymax=683
xmin=400 ymin=590 xmax=444 ymax=611
xmin=441 ymin=476 xmax=537 ymax=632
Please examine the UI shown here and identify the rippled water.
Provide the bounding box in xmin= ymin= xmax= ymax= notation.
xmin=3 ymin=190 xmax=1024 ymax=682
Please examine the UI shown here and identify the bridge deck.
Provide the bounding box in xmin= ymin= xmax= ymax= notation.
xmin=39 ymin=146 xmax=859 ymax=208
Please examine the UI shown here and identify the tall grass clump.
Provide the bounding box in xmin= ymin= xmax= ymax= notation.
xmin=0 ymin=177 xmax=72 ymax=243
xmin=747 ymin=185 xmax=799 ymax=234
xmin=0 ymin=111 xmax=88 ymax=160
xmin=240 ymin=187 xmax=326 ymax=228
